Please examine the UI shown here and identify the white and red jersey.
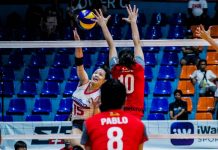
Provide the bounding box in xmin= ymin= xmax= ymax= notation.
xmin=110 ymin=57 xmax=145 ymax=118
xmin=81 ymin=109 xmax=148 ymax=150
xmin=72 ymin=82 xmax=100 ymax=120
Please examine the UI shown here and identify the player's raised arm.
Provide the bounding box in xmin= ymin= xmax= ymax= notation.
xmin=94 ymin=9 xmax=118 ymax=62
xmin=195 ymin=24 xmax=218 ymax=52
xmin=123 ymin=5 xmax=144 ymax=60
xmin=73 ymin=28 xmax=89 ymax=85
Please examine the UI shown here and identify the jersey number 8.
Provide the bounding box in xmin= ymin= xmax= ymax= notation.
xmin=107 ymin=127 xmax=123 ymax=150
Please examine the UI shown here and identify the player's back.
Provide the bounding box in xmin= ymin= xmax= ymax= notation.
xmin=85 ymin=109 xmax=147 ymax=150
xmin=111 ymin=63 xmax=145 ymax=117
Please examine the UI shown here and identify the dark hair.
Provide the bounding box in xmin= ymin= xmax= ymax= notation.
xmin=118 ymin=49 xmax=135 ymax=68
xmin=97 ymin=64 xmax=111 ymax=80
xmin=100 ymin=79 xmax=126 ymax=112
xmin=14 ymin=141 xmax=27 ymax=150
xmin=197 ymin=59 xmax=207 ymax=69
xmin=73 ymin=145 xmax=84 ymax=150
xmin=174 ymin=89 xmax=183 ymax=97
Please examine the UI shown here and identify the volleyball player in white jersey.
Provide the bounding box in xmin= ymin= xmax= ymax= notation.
xmin=68 ymin=28 xmax=110 ymax=148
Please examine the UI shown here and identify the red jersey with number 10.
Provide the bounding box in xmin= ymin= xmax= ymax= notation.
xmin=82 ymin=110 xmax=148 ymax=150
xmin=111 ymin=63 xmax=145 ymax=118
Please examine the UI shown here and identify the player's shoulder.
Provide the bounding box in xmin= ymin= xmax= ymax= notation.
xmin=124 ymin=113 xmax=144 ymax=124
xmin=135 ymin=63 xmax=145 ymax=70
xmin=86 ymin=112 xmax=106 ymax=123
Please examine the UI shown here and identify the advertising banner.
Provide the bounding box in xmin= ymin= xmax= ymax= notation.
xmin=0 ymin=120 xmax=218 ymax=149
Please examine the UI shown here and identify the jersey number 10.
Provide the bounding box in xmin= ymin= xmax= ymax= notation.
xmin=118 ymin=74 xmax=134 ymax=94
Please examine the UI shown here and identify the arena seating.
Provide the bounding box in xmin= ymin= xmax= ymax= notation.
xmin=25 ymin=115 xmax=42 ymax=121
xmin=169 ymin=12 xmax=187 ymax=26
xmin=0 ymin=115 xmax=13 ymax=121
xmin=23 ymin=67 xmax=41 ymax=82
xmin=157 ymin=66 xmax=176 ymax=80
xmin=0 ymin=81 xmax=14 ymax=97
xmin=144 ymin=52 xmax=157 ymax=66
xmin=17 ymin=81 xmax=37 ymax=97
xmin=181 ymin=97 xmax=193 ymax=112
xmin=197 ymin=97 xmax=215 ymax=112
xmin=40 ymin=81 xmax=60 ymax=97
xmin=47 ymin=67 xmax=65 ymax=82
xmin=177 ymin=80 xmax=195 ymax=96
xmin=179 ymin=65 xmax=197 ymax=80
xmin=144 ymin=66 xmax=153 ymax=81
xmin=195 ymin=112 xmax=213 ymax=120
xmin=7 ymin=98 xmax=26 ymax=114
xmin=144 ymin=82 xmax=150 ymax=96
xmin=54 ymin=114 xmax=69 ymax=121
xmin=53 ymin=53 xmax=71 ymax=68
xmin=161 ymin=52 xmax=179 ymax=66
xmin=150 ymin=97 xmax=169 ymax=113
xmin=57 ymin=98 xmax=73 ymax=114
xmin=0 ymin=67 xmax=15 ymax=81
xmin=32 ymin=98 xmax=52 ymax=114
xmin=147 ymin=113 xmax=165 ymax=120
xmin=153 ymin=81 xmax=172 ymax=96
xmin=63 ymin=81 xmax=78 ymax=97
xmin=29 ymin=53 xmax=47 ymax=68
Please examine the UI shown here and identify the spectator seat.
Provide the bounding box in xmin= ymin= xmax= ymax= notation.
xmin=32 ymin=98 xmax=52 ymax=114
xmin=18 ymin=81 xmax=37 ymax=97
xmin=153 ymin=81 xmax=172 ymax=96
xmin=161 ymin=52 xmax=179 ymax=66
xmin=40 ymin=81 xmax=60 ymax=97
xmin=197 ymin=97 xmax=215 ymax=112
xmin=53 ymin=53 xmax=71 ymax=68
xmin=195 ymin=112 xmax=213 ymax=120
xmin=180 ymin=65 xmax=197 ymax=80
xmin=63 ymin=81 xmax=78 ymax=97
xmin=23 ymin=67 xmax=40 ymax=82
xmin=177 ymin=80 xmax=195 ymax=95
xmin=7 ymin=98 xmax=26 ymax=114
xmin=25 ymin=115 xmax=42 ymax=121
xmin=147 ymin=113 xmax=165 ymax=120
xmin=157 ymin=66 xmax=176 ymax=80
xmin=47 ymin=67 xmax=65 ymax=82
xmin=57 ymin=98 xmax=73 ymax=114
xmin=54 ymin=114 xmax=69 ymax=121
xmin=181 ymin=97 xmax=193 ymax=112
xmin=150 ymin=97 xmax=169 ymax=113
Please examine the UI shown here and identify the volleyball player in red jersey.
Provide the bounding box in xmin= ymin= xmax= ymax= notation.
xmin=95 ymin=5 xmax=145 ymax=119
xmin=80 ymin=79 xmax=148 ymax=150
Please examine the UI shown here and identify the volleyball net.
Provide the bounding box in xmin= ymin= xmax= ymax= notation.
xmin=1 ymin=120 xmax=218 ymax=149
xmin=0 ymin=39 xmax=218 ymax=149
xmin=0 ymin=39 xmax=217 ymax=48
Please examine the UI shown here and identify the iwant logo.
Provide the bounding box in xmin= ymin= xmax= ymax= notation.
xmin=170 ymin=122 xmax=194 ymax=146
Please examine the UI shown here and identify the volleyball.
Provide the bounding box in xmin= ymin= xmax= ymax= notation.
xmin=78 ymin=10 xmax=96 ymax=30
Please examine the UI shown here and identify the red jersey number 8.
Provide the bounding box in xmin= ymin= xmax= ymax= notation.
xmin=107 ymin=127 xmax=123 ymax=150
xmin=118 ymin=74 xmax=134 ymax=94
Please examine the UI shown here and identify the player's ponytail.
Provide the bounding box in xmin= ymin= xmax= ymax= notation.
xmin=118 ymin=49 xmax=135 ymax=68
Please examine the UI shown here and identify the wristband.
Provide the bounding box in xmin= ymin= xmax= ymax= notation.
xmin=75 ymin=57 xmax=83 ymax=66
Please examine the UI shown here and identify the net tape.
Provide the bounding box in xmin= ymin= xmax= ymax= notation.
xmin=2 ymin=133 xmax=218 ymax=140
xmin=0 ymin=39 xmax=218 ymax=48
